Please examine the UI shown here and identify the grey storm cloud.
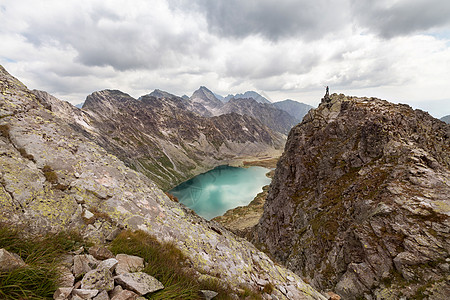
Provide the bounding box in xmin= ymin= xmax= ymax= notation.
xmin=350 ymin=0 xmax=450 ymax=38
xmin=193 ymin=0 xmax=350 ymax=41
xmin=18 ymin=2 xmax=211 ymax=72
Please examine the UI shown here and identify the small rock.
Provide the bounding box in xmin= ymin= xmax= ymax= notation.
xmin=0 ymin=248 xmax=25 ymax=271
xmin=98 ymin=258 xmax=119 ymax=272
xmin=57 ymin=265 xmax=75 ymax=287
xmin=106 ymin=228 xmax=121 ymax=242
xmin=109 ymin=285 xmax=123 ymax=298
xmin=81 ymin=267 xmax=114 ymax=291
xmin=114 ymin=272 xmax=164 ymax=295
xmin=72 ymin=288 xmax=99 ymax=299
xmin=72 ymin=295 xmax=84 ymax=300
xmin=73 ymin=254 xmax=99 ymax=278
xmin=53 ymin=287 xmax=73 ymax=300
xmin=60 ymin=254 xmax=74 ymax=268
xmin=93 ymin=290 xmax=110 ymax=300
xmin=326 ymin=291 xmax=341 ymax=300
xmin=89 ymin=246 xmax=114 ymax=260
xmin=110 ymin=290 xmax=139 ymax=300
xmin=73 ymin=246 xmax=84 ymax=255
xmin=74 ymin=280 xmax=82 ymax=289
xmin=199 ymin=289 xmax=218 ymax=300
xmin=115 ymin=254 xmax=144 ymax=274
xmin=83 ymin=209 xmax=95 ymax=220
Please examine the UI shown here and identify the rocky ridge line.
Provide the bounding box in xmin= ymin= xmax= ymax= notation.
xmin=252 ymin=93 xmax=450 ymax=299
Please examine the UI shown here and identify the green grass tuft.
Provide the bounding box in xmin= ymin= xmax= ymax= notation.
xmin=0 ymin=124 xmax=10 ymax=139
xmin=0 ymin=224 xmax=86 ymax=299
xmin=42 ymin=165 xmax=58 ymax=184
xmin=110 ymin=230 xmax=263 ymax=300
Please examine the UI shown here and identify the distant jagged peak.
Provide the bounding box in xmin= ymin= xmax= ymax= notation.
xmin=148 ymin=89 xmax=179 ymax=99
xmin=190 ymin=86 xmax=223 ymax=109
xmin=224 ymin=91 xmax=271 ymax=104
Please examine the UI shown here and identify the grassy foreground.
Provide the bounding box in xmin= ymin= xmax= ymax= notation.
xmin=0 ymin=225 xmax=262 ymax=299
xmin=0 ymin=224 xmax=85 ymax=299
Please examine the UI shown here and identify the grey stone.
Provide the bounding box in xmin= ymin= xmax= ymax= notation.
xmin=114 ymin=272 xmax=164 ymax=296
xmin=72 ymin=288 xmax=99 ymax=299
xmin=93 ymin=290 xmax=110 ymax=300
xmin=57 ymin=265 xmax=75 ymax=287
xmin=115 ymin=254 xmax=144 ymax=274
xmin=109 ymin=285 xmax=123 ymax=298
xmin=110 ymin=290 xmax=139 ymax=300
xmin=53 ymin=287 xmax=73 ymax=300
xmin=106 ymin=228 xmax=121 ymax=242
xmin=89 ymin=246 xmax=114 ymax=260
xmin=81 ymin=267 xmax=114 ymax=291
xmin=73 ymin=254 xmax=99 ymax=278
xmin=97 ymin=258 xmax=119 ymax=272
xmin=199 ymin=289 xmax=218 ymax=300
xmin=0 ymin=248 xmax=25 ymax=271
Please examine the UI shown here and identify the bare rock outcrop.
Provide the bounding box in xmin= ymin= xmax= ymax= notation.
xmin=252 ymin=94 xmax=450 ymax=299
xmin=0 ymin=65 xmax=325 ymax=299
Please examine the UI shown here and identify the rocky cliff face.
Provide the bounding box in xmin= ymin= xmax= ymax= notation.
xmin=0 ymin=65 xmax=326 ymax=299
xmin=32 ymin=88 xmax=284 ymax=190
xmin=252 ymin=94 xmax=450 ymax=299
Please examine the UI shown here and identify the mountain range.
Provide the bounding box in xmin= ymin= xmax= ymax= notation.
xmin=32 ymin=88 xmax=285 ymax=190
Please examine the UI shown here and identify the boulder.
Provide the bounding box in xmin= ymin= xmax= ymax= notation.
xmin=199 ymin=289 xmax=218 ymax=300
xmin=114 ymin=272 xmax=164 ymax=295
xmin=53 ymin=287 xmax=73 ymax=300
xmin=110 ymin=289 xmax=139 ymax=300
xmin=93 ymin=290 xmax=110 ymax=300
xmin=115 ymin=254 xmax=144 ymax=274
xmin=81 ymin=267 xmax=114 ymax=291
xmin=109 ymin=285 xmax=123 ymax=298
xmin=98 ymin=258 xmax=119 ymax=273
xmin=57 ymin=265 xmax=75 ymax=287
xmin=0 ymin=248 xmax=25 ymax=271
xmin=73 ymin=254 xmax=99 ymax=278
xmin=89 ymin=246 xmax=114 ymax=260
xmin=72 ymin=288 xmax=99 ymax=299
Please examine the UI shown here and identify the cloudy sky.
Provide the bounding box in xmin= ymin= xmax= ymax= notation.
xmin=1 ymin=0 xmax=450 ymax=117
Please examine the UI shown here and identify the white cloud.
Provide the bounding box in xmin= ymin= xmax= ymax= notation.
xmin=0 ymin=0 xmax=449 ymax=117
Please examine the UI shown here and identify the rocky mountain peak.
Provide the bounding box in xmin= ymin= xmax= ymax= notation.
xmin=252 ymin=93 xmax=450 ymax=299
xmin=83 ymin=89 xmax=135 ymax=112
xmin=190 ymin=86 xmax=223 ymax=111
xmin=148 ymin=89 xmax=178 ymax=99
xmin=224 ymin=91 xmax=271 ymax=104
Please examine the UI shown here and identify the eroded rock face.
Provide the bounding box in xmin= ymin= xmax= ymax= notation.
xmin=252 ymin=94 xmax=450 ymax=299
xmin=0 ymin=65 xmax=325 ymax=299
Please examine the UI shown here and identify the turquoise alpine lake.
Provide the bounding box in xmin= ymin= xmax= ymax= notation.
xmin=169 ymin=165 xmax=271 ymax=220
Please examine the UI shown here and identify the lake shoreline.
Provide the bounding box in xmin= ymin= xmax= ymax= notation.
xmin=169 ymin=165 xmax=272 ymax=220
